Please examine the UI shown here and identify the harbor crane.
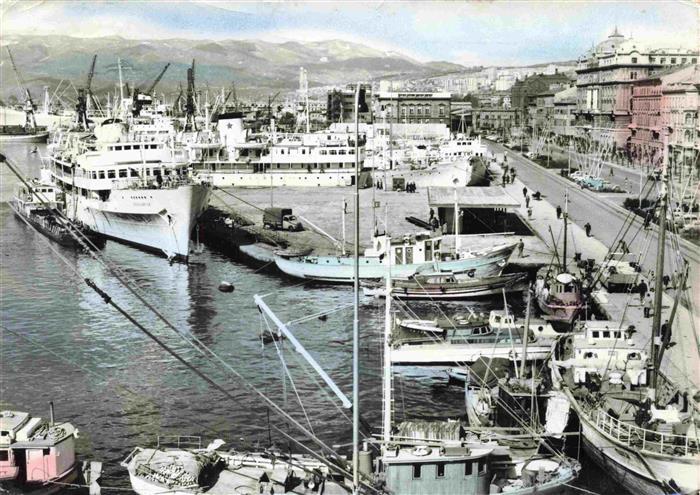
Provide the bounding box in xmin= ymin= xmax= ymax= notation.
xmin=6 ymin=47 xmax=38 ymax=131
xmin=184 ymin=59 xmax=197 ymax=131
xmin=75 ymin=54 xmax=97 ymax=130
xmin=131 ymin=63 xmax=170 ymax=116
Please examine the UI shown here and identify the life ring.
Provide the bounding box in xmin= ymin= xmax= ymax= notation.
xmin=467 ymin=269 xmax=476 ymax=278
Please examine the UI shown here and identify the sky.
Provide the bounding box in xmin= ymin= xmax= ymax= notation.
xmin=1 ymin=1 xmax=698 ymax=66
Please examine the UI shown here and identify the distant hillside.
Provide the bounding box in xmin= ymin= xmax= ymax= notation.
xmin=0 ymin=34 xmax=468 ymax=102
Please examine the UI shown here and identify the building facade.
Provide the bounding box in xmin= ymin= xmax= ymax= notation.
xmin=510 ymin=72 xmax=572 ymax=127
xmin=574 ymin=28 xmax=698 ymax=150
xmin=326 ymin=84 xmax=372 ymax=124
xmin=552 ymin=86 xmax=578 ymax=141
xmin=474 ymin=108 xmax=517 ymax=137
xmin=377 ymin=92 xmax=451 ymax=125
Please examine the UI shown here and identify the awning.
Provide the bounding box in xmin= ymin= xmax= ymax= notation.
xmin=427 ymin=187 xmax=521 ymax=209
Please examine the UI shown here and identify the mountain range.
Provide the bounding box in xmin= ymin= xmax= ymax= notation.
xmin=0 ymin=34 xmax=468 ymax=102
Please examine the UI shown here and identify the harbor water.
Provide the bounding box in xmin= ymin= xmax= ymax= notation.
xmin=1 ymin=142 xmax=624 ymax=493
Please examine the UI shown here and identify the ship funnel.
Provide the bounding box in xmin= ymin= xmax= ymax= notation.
xmin=217 ymin=111 xmax=247 ymax=147
xmin=49 ymin=401 xmax=55 ymax=426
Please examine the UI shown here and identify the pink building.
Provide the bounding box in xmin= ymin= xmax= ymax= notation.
xmin=629 ymin=65 xmax=699 ymax=173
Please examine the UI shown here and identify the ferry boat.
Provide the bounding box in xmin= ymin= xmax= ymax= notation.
xmin=0 ymin=406 xmax=79 ymax=494
xmin=190 ymin=113 xmax=367 ymax=188
xmin=274 ymin=232 xmax=516 ymax=283
xmin=47 ymin=120 xmax=211 ymax=260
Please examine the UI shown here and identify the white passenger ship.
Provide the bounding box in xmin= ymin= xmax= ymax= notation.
xmin=47 ymin=120 xmax=211 ymax=260
xmin=189 ymin=113 xmax=365 ymax=187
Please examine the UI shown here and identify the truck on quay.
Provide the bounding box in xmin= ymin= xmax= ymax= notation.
xmin=263 ymin=208 xmax=303 ymax=231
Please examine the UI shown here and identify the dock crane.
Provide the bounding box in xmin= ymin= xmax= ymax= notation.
xmin=132 ymin=63 xmax=170 ymax=117
xmin=173 ymin=82 xmax=184 ymax=114
xmin=76 ymin=54 xmax=97 ymax=129
xmin=6 ymin=47 xmax=37 ymax=131
xmin=184 ymin=59 xmax=197 ymax=131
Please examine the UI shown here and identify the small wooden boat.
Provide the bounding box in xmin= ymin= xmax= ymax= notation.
xmin=362 ymin=271 xmax=528 ymax=300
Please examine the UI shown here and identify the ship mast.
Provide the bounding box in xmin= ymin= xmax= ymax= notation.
xmin=382 ymin=245 xmax=393 ymax=443
xmin=562 ymin=188 xmax=568 ymax=272
xmin=649 ymin=129 xmax=670 ymax=398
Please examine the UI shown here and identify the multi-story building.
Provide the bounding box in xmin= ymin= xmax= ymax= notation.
xmin=326 ymin=84 xmax=372 ymax=124
xmin=574 ymin=28 xmax=698 ymax=150
xmin=474 ymin=108 xmax=518 ymax=136
xmin=629 ymin=64 xmax=699 ymax=173
xmin=510 ymin=72 xmax=573 ymax=127
xmin=552 ymin=86 xmax=578 ymax=141
xmin=377 ymin=91 xmax=451 ymax=125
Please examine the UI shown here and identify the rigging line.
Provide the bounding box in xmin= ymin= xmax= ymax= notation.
xmin=263 ymin=313 xmax=317 ymax=438
xmin=285 ymin=303 xmax=354 ymax=326
xmin=3 ymin=181 xmax=350 ymax=473
xmin=387 ymin=294 xmax=567 ymax=461
xmin=0 ymin=324 xmax=269 ymax=441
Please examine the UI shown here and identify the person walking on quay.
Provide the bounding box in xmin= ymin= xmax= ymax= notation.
xmin=517 ymin=238 xmax=525 ymax=257
xmin=522 ymin=187 xmax=528 ymax=198
xmin=623 ymin=177 xmax=629 ymax=191
xmin=511 ymin=169 xmax=517 ymax=182
xmin=525 ymin=194 xmax=531 ymax=208
xmin=637 ymin=279 xmax=648 ymax=304
xmin=502 ymin=173 xmax=507 ymax=187
xmin=643 ymin=294 xmax=652 ymax=318
xmin=556 ymin=205 xmax=562 ymax=219
xmin=584 ymin=222 xmax=592 ymax=237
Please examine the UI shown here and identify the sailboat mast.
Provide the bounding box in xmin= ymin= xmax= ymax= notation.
xmin=562 ymin=189 xmax=568 ymax=272
xmin=352 ymin=83 xmax=361 ymax=492
xmin=650 ymin=130 xmax=670 ymax=395
xmin=383 ymin=246 xmax=393 ymax=443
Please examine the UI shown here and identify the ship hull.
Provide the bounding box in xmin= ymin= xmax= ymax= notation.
xmin=0 ymin=465 xmax=78 ymax=495
xmin=67 ymin=184 xmax=211 ymax=260
xmin=391 ymin=344 xmax=552 ymax=366
xmin=0 ymin=131 xmax=49 ymax=143
xmin=275 ymin=244 xmax=514 ymax=283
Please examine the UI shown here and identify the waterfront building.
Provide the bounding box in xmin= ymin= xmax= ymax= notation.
xmin=552 ymin=86 xmax=578 ymax=142
xmin=326 ymin=84 xmax=372 ymax=124
xmin=573 ymin=27 xmax=698 ymax=150
xmin=474 ymin=108 xmax=517 ymax=137
xmin=629 ymin=64 xmax=700 ymax=175
xmin=510 ymin=72 xmax=573 ymax=128
xmin=377 ymin=91 xmax=451 ymax=125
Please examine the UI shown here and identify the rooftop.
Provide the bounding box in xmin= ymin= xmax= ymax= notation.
xmin=427 ymin=187 xmax=520 ymax=209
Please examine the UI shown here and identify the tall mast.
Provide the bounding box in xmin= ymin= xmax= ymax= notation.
xmin=650 ymin=130 xmax=670 ymax=397
xmin=562 ymin=189 xmax=568 ymax=272
xmin=382 ymin=243 xmax=393 ymax=443
xmin=352 ymin=82 xmax=361 ymax=492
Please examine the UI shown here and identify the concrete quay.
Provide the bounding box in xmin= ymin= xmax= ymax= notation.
xmin=490 ymin=149 xmax=700 ymax=393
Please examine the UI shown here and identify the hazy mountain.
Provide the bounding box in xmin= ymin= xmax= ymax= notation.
xmin=0 ymin=34 xmax=467 ymax=102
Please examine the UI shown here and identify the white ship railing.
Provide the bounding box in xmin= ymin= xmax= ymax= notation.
xmin=156 ymin=435 xmax=202 ymax=449
xmin=594 ymin=408 xmax=699 ymax=457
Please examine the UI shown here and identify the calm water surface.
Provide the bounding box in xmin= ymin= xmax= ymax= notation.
xmin=0 ymin=142 xmax=623 ymax=493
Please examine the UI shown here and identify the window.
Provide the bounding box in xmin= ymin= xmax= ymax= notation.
xmin=395 ymin=247 xmax=404 ymax=265
xmin=592 ymin=331 xmax=600 ymax=338
xmin=413 ymin=464 xmax=422 ymax=479
xmin=603 ymin=331 xmax=611 ymax=338
xmin=631 ymin=57 xmax=637 ymax=64
xmin=130 ymin=169 xmax=139 ymax=177
xmin=650 ymin=57 xmax=656 ymax=63
xmin=0 ymin=450 xmax=8 ymax=461
xmin=660 ymin=58 xmax=666 ymax=64
xmin=681 ymin=58 xmax=686 ymax=64
xmin=630 ymin=72 xmax=637 ymax=80
xmin=436 ymin=463 xmax=445 ymax=478
xmin=107 ymin=170 xmax=116 ymax=179
xmin=692 ymin=58 xmax=697 ymax=64
xmin=405 ymin=246 xmax=413 ymax=264
xmin=464 ymin=462 xmax=473 ymax=476
xmin=671 ymin=58 xmax=677 ymax=64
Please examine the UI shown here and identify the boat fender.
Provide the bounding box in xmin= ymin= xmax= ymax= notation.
xmin=218 ymin=281 xmax=235 ymax=293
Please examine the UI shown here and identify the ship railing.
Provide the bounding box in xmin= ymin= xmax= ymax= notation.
xmin=594 ymin=409 xmax=699 ymax=457
xmin=156 ymin=435 xmax=202 ymax=450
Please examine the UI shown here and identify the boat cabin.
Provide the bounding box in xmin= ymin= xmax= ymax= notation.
xmin=567 ymin=323 xmax=648 ymax=386
xmin=382 ymin=443 xmax=492 ymax=495
xmin=366 ymin=232 xmax=442 ymax=265
xmin=0 ymin=410 xmax=77 ymax=485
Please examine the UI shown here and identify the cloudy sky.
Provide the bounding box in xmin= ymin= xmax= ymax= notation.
xmin=2 ymin=1 xmax=698 ymax=65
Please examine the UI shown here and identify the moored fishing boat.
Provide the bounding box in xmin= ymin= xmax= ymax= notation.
xmin=275 ymin=232 xmax=515 ymax=283
xmin=0 ymin=405 xmax=84 ymax=495
xmin=362 ymin=271 xmax=528 ymax=299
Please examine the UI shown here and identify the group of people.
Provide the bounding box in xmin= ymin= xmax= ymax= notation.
xmin=375 ymin=180 xmax=384 ymax=190
xmin=501 ymin=165 xmax=517 ymax=186
xmin=405 ymin=181 xmax=418 ymax=193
